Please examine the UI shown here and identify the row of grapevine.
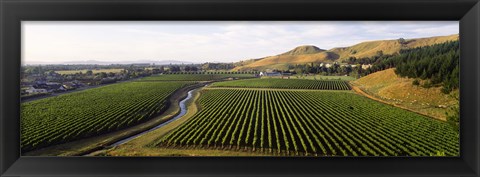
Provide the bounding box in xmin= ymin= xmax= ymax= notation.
xmin=210 ymin=78 xmax=351 ymax=90
xmin=21 ymin=81 xmax=190 ymax=152
xmin=155 ymin=89 xmax=459 ymax=156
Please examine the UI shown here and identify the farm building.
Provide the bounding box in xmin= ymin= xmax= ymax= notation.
xmin=361 ymin=64 xmax=373 ymax=70
xmin=27 ymin=83 xmax=67 ymax=93
xmin=62 ymin=82 xmax=80 ymax=90
xmin=259 ymin=72 xmax=282 ymax=77
xmin=25 ymin=86 xmax=48 ymax=94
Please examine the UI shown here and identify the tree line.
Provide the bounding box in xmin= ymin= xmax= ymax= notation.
xmin=392 ymin=41 xmax=459 ymax=93
xmin=347 ymin=41 xmax=459 ymax=94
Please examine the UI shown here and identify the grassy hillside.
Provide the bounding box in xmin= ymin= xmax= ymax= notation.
xmin=236 ymin=52 xmax=338 ymax=71
xmin=234 ymin=34 xmax=459 ymax=71
xmin=351 ymin=68 xmax=458 ymax=120
xmin=332 ymin=34 xmax=459 ymax=61
xmin=280 ymin=45 xmax=325 ymax=56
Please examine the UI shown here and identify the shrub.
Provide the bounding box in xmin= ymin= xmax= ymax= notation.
xmin=412 ymin=79 xmax=420 ymax=86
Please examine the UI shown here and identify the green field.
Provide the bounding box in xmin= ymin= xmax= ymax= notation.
xmin=55 ymin=69 xmax=124 ymax=75
xmin=21 ymin=81 xmax=190 ymax=152
xmin=155 ymin=89 xmax=459 ymax=156
xmin=140 ymin=74 xmax=256 ymax=81
xmin=210 ymin=78 xmax=351 ymax=90
xmin=291 ymin=75 xmax=356 ymax=81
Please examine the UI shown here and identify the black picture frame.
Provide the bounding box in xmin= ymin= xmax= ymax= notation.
xmin=1 ymin=0 xmax=479 ymax=176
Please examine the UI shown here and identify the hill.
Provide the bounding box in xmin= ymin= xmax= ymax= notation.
xmin=331 ymin=34 xmax=459 ymax=60
xmin=233 ymin=34 xmax=459 ymax=71
xmin=280 ymin=45 xmax=325 ymax=56
xmin=351 ymin=68 xmax=458 ymax=120
xmin=236 ymin=52 xmax=339 ymax=71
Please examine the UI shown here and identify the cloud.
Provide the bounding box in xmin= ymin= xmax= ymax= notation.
xmin=22 ymin=21 xmax=458 ymax=64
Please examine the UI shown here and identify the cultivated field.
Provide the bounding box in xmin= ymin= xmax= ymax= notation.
xmin=155 ymin=89 xmax=459 ymax=156
xmin=140 ymin=74 xmax=256 ymax=81
xmin=21 ymin=81 xmax=190 ymax=152
xmin=290 ymin=75 xmax=356 ymax=81
xmin=211 ymin=78 xmax=351 ymax=90
xmin=55 ymin=69 xmax=124 ymax=75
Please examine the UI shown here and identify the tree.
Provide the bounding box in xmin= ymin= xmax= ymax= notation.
xmin=190 ymin=66 xmax=198 ymax=71
xmin=170 ymin=65 xmax=181 ymax=72
xmin=412 ymin=79 xmax=420 ymax=86
xmin=48 ymin=70 xmax=56 ymax=76
xmin=108 ymin=72 xmax=116 ymax=77
xmin=27 ymin=66 xmax=44 ymax=75
xmin=86 ymin=70 xmax=93 ymax=76
xmin=294 ymin=68 xmax=303 ymax=75
xmin=131 ymin=72 xmax=137 ymax=78
xmin=420 ymin=69 xmax=428 ymax=80
xmin=96 ymin=72 xmax=107 ymax=78
xmin=445 ymin=93 xmax=459 ymax=131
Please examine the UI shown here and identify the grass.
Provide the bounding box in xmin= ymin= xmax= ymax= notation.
xmin=106 ymin=147 xmax=269 ymax=156
xmin=234 ymin=34 xmax=459 ymax=70
xmin=352 ymin=68 xmax=458 ymax=120
xmin=234 ymin=52 xmax=334 ymax=71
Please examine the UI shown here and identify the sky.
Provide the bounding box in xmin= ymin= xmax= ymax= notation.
xmin=22 ymin=21 xmax=459 ymax=64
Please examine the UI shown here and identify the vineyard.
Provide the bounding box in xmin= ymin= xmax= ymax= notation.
xmin=140 ymin=74 xmax=256 ymax=81
xmin=210 ymin=78 xmax=351 ymax=90
xmin=21 ymin=81 xmax=190 ymax=152
xmin=155 ymin=89 xmax=459 ymax=156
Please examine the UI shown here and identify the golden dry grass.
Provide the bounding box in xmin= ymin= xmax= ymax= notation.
xmin=352 ymin=68 xmax=458 ymax=120
xmin=234 ymin=34 xmax=459 ymax=71
xmin=330 ymin=34 xmax=459 ymax=61
xmin=235 ymin=52 xmax=336 ymax=71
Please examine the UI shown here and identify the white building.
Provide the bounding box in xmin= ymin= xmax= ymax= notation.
xmin=361 ymin=64 xmax=373 ymax=70
xmin=26 ymin=86 xmax=48 ymax=94
xmin=259 ymin=72 xmax=282 ymax=77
